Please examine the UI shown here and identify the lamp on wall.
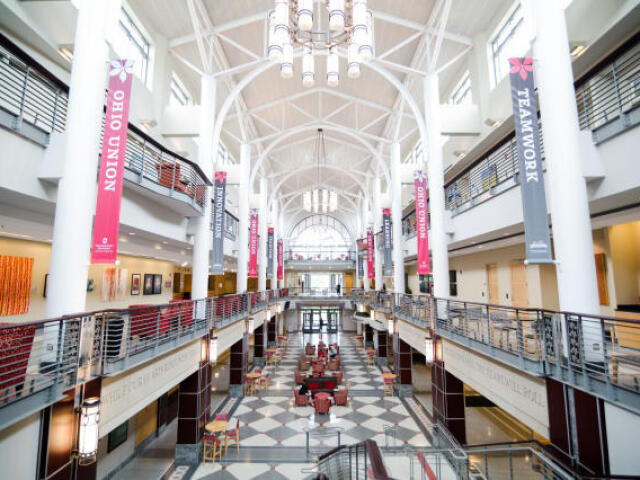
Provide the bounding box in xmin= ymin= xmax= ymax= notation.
xmin=425 ymin=335 xmax=434 ymax=363
xmin=210 ymin=336 xmax=218 ymax=364
xmin=247 ymin=317 xmax=255 ymax=333
xmin=78 ymin=398 xmax=100 ymax=465
xmin=388 ymin=319 xmax=393 ymax=335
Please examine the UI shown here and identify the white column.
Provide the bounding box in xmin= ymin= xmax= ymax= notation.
xmin=278 ymin=213 xmax=285 ymax=289
xmin=423 ymin=73 xmax=450 ymax=299
xmin=46 ymin=0 xmax=115 ymax=318
xmin=372 ymin=177 xmax=383 ymax=290
xmin=236 ymin=144 xmax=250 ymax=293
xmin=191 ymin=75 xmax=216 ymax=300
xmin=529 ymin=0 xmax=601 ymax=356
xmin=258 ymin=177 xmax=268 ymax=291
xmin=271 ymin=199 xmax=279 ymax=290
xmin=391 ymin=142 xmax=405 ymax=294
xmin=361 ymin=195 xmax=370 ymax=291
xmin=355 ymin=209 xmax=361 ymax=290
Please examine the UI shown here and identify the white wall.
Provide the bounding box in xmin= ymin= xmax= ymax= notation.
xmin=0 ymin=412 xmax=41 ymax=480
xmin=605 ymin=401 xmax=640 ymax=475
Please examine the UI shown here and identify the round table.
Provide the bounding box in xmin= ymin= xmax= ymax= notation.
xmin=266 ymin=347 xmax=277 ymax=354
xmin=205 ymin=420 xmax=229 ymax=434
xmin=381 ymin=373 xmax=397 ymax=381
xmin=246 ymin=372 xmax=262 ymax=379
xmin=365 ymin=348 xmax=375 ymax=355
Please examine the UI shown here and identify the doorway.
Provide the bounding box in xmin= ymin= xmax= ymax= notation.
xmin=486 ymin=264 xmax=499 ymax=304
xmin=510 ymin=261 xmax=529 ymax=308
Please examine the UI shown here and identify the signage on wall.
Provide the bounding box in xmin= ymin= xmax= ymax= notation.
xmin=211 ymin=171 xmax=227 ymax=274
xmin=91 ymin=60 xmax=134 ymax=264
xmin=267 ymin=228 xmax=274 ymax=278
xmin=382 ymin=208 xmax=392 ymax=277
xmin=414 ymin=170 xmax=430 ymax=274
xmin=366 ymin=227 xmax=374 ymax=279
xmin=508 ymin=57 xmax=553 ymax=264
xmin=277 ymin=239 xmax=283 ymax=281
xmin=248 ymin=209 xmax=259 ymax=278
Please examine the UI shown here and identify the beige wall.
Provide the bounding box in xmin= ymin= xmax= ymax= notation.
xmin=0 ymin=237 xmax=175 ymax=322
xmin=609 ymin=221 xmax=640 ymax=306
xmin=406 ymin=264 xmax=420 ymax=294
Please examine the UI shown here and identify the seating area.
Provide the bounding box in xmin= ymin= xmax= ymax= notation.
xmin=203 ymin=413 xmax=241 ymax=466
xmin=293 ymin=340 xmax=348 ymax=414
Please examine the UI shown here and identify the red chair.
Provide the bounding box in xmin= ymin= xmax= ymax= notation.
xmin=203 ymin=433 xmax=223 ymax=465
xmin=129 ymin=304 xmax=160 ymax=337
xmin=225 ymin=418 xmax=240 ymax=454
xmin=335 ymin=371 xmax=343 ymax=385
xmin=294 ymin=388 xmax=310 ymax=406
xmin=215 ymin=413 xmax=228 ymax=421
xmin=312 ymin=363 xmax=325 ymax=375
xmin=295 ymin=370 xmax=307 ymax=385
xmin=334 ymin=388 xmax=348 ymax=406
xmin=314 ymin=395 xmax=331 ymax=414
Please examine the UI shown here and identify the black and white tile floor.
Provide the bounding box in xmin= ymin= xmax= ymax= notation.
xmin=192 ymin=332 xmax=429 ymax=480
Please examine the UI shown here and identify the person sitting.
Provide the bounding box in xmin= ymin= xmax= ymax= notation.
xmin=299 ymin=383 xmax=309 ymax=396
xmin=318 ymin=347 xmax=326 ymax=359
xmin=329 ymin=344 xmax=337 ymax=358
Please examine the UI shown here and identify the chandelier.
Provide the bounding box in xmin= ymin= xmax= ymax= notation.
xmin=268 ymin=0 xmax=375 ymax=87
xmin=303 ymin=129 xmax=338 ymax=213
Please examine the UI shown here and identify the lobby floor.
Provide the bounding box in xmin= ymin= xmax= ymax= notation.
xmin=191 ymin=331 xmax=433 ymax=479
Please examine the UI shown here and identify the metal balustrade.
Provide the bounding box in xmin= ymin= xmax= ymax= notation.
xmin=393 ymin=294 xmax=431 ymax=328
xmin=316 ymin=439 xmax=395 ymax=480
xmin=0 ymin=290 xmax=280 ymax=430
xmin=0 ymin=34 xmax=209 ymax=209
xmin=286 ymin=286 xmax=352 ymax=298
xmin=286 ymin=247 xmax=355 ymax=262
xmin=444 ymin=36 xmax=639 ymax=214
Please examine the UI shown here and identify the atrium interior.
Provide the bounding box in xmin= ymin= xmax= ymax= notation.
xmin=0 ymin=0 xmax=639 ymax=479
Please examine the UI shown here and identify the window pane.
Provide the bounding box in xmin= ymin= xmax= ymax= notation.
xmin=491 ymin=5 xmax=527 ymax=84
xmin=113 ymin=9 xmax=150 ymax=83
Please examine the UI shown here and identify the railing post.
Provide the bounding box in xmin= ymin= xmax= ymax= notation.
xmin=599 ymin=318 xmax=614 ymax=399
xmin=611 ymin=62 xmax=625 ymax=123
xmin=51 ymin=89 xmax=60 ymax=133
xmin=516 ymin=309 xmax=525 ymax=368
xmin=485 ymin=305 xmax=492 ymax=347
xmin=140 ymin=138 xmax=147 ymax=182
xmin=16 ymin=66 xmax=30 ymax=131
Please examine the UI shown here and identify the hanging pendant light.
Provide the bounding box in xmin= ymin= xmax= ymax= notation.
xmin=359 ymin=10 xmax=374 ymax=62
xmin=297 ymin=0 xmax=313 ymax=31
xmin=347 ymin=41 xmax=361 ymax=79
xmin=327 ymin=47 xmax=339 ymax=87
xmin=328 ymin=0 xmax=346 ymax=31
xmin=267 ymin=12 xmax=282 ymax=61
xmin=280 ymin=41 xmax=293 ymax=79
xmin=302 ymin=44 xmax=314 ymax=87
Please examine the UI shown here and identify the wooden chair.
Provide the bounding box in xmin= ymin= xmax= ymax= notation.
xmin=244 ymin=377 xmax=256 ymax=396
xmin=258 ymin=373 xmax=270 ymax=393
xmin=203 ymin=433 xmax=223 ymax=465
xmin=214 ymin=413 xmax=228 ymax=421
xmin=334 ymin=387 xmax=348 ymax=406
xmin=383 ymin=378 xmax=394 ymax=397
xmin=367 ymin=352 xmax=375 ymax=366
xmin=225 ymin=418 xmax=240 ymax=454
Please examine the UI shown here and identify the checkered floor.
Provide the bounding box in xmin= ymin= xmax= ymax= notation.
xmin=192 ymin=332 xmax=430 ymax=480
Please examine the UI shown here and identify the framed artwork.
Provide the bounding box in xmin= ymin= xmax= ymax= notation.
xmin=43 ymin=273 xmax=49 ymax=298
xmin=131 ymin=274 xmax=141 ymax=295
xmin=101 ymin=267 xmax=128 ymax=302
xmin=153 ymin=274 xmax=162 ymax=294
xmin=143 ymin=274 xmax=154 ymax=295
xmin=107 ymin=421 xmax=128 ymax=453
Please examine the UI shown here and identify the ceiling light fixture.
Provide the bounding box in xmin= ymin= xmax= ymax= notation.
xmin=302 ymin=129 xmax=338 ymax=213
xmin=268 ymin=0 xmax=375 ymax=87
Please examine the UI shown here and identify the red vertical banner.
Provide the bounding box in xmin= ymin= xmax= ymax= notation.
xmin=277 ymin=239 xmax=283 ymax=281
xmin=414 ymin=170 xmax=431 ymax=275
xmin=91 ymin=60 xmax=134 ymax=264
xmin=248 ymin=209 xmax=259 ymax=278
xmin=366 ymin=227 xmax=374 ymax=279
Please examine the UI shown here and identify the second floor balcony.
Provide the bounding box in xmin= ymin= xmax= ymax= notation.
xmin=285 ymin=247 xmax=356 ymax=270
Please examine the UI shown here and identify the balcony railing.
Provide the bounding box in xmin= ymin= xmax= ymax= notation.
xmin=0 ymin=33 xmax=210 ymax=210
xmin=286 ymin=249 xmax=355 ymax=263
xmin=445 ymin=35 xmax=640 ymax=214
xmin=316 ymin=440 xmax=395 ymax=480
xmin=286 ymin=287 xmax=353 ymax=298
xmin=0 ymin=290 xmax=282 ymax=430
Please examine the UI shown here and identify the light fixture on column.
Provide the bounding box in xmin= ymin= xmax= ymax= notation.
xmin=267 ymin=0 xmax=375 ymax=84
xmin=388 ymin=319 xmax=393 ymax=334
xmin=425 ymin=335 xmax=434 ymax=363
xmin=210 ymin=336 xmax=218 ymax=364
xmin=247 ymin=317 xmax=255 ymax=333
xmin=78 ymin=398 xmax=100 ymax=465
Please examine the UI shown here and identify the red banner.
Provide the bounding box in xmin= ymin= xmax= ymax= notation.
xmin=249 ymin=209 xmax=259 ymax=278
xmin=91 ymin=60 xmax=134 ymax=264
xmin=366 ymin=227 xmax=374 ymax=279
xmin=277 ymin=239 xmax=283 ymax=280
xmin=414 ymin=170 xmax=430 ymax=274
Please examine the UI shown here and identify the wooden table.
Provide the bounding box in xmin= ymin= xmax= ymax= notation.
xmin=381 ymin=373 xmax=397 ymax=381
xmin=365 ymin=348 xmax=375 ymax=355
xmin=246 ymin=372 xmax=262 ymax=379
xmin=266 ymin=347 xmax=278 ymax=354
xmin=205 ymin=420 xmax=229 ymax=434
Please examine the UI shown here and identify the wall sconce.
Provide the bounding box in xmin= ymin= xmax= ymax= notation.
xmin=388 ymin=319 xmax=394 ymax=335
xmin=425 ymin=336 xmax=434 ymax=364
xmin=201 ymin=338 xmax=208 ymax=363
xmin=266 ymin=309 xmax=272 ymax=321
xmin=435 ymin=336 xmax=443 ymax=364
xmin=247 ymin=318 xmax=255 ymax=333
xmin=370 ymin=309 xmax=375 ymax=322
xmin=210 ymin=336 xmax=218 ymax=364
xmin=78 ymin=397 xmax=100 ymax=465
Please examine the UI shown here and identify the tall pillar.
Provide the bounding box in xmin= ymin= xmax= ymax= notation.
xmin=271 ymin=200 xmax=279 ymax=290
xmin=46 ymin=0 xmax=116 ymax=318
xmin=423 ymin=73 xmax=450 ymax=299
xmin=236 ymin=144 xmax=250 ymax=293
xmin=192 ymin=75 xmax=217 ymax=300
xmin=278 ymin=214 xmax=285 ymax=289
xmin=376 ymin=329 xmax=387 ymax=368
xmin=267 ymin=314 xmax=277 ymax=345
xmin=229 ymin=334 xmax=248 ymax=396
xmin=364 ymin=324 xmax=373 ymax=348
xmin=38 ymin=388 xmax=76 ymax=480
xmin=372 ymin=177 xmax=383 ymax=290
xmin=355 ymin=210 xmax=362 ymax=289
xmin=432 ymin=349 xmax=466 ymax=445
xmin=362 ymin=196 xmax=370 ymax=291
xmin=529 ymin=1 xmax=600 ymax=323
xmin=391 ymin=142 xmax=405 ymax=294
xmin=176 ymin=341 xmax=211 ymax=463
xmin=258 ymin=177 xmax=268 ymax=291
xmin=393 ymin=334 xmax=413 ymax=397
xmin=254 ymin=322 xmax=266 ymax=366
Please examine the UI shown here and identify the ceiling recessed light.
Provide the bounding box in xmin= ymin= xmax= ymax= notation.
xmin=570 ymin=44 xmax=587 ymax=58
xmin=154 ymin=244 xmax=162 ymax=250
xmin=162 ymin=241 xmax=168 ymax=245
xmin=128 ymin=232 xmax=135 ymax=236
